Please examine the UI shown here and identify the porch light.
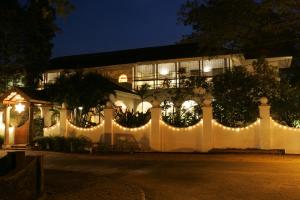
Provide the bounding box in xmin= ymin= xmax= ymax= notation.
xmin=78 ymin=107 xmax=83 ymax=111
xmin=15 ymin=103 xmax=25 ymax=113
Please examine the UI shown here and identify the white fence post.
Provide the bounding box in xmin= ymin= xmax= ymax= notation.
xmin=104 ymin=102 xmax=114 ymax=146
xmin=59 ymin=103 xmax=68 ymax=137
xmin=259 ymin=97 xmax=272 ymax=149
xmin=202 ymin=98 xmax=213 ymax=152
xmin=150 ymin=100 xmax=162 ymax=151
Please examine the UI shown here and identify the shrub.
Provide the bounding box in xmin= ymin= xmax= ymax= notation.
xmin=115 ymin=109 xmax=151 ymax=128
xmin=33 ymin=136 xmax=91 ymax=153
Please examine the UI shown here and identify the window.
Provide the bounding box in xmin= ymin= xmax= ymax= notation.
xmin=118 ymin=74 xmax=128 ymax=83
xmin=135 ymin=64 xmax=154 ymax=80
xmin=202 ymin=59 xmax=226 ymax=77
xmin=136 ymin=101 xmax=152 ymax=113
xmin=179 ymin=61 xmax=200 ymax=77
xmin=114 ymin=100 xmax=127 ymax=112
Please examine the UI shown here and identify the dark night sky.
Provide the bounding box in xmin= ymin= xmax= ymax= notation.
xmin=52 ymin=0 xmax=192 ymax=58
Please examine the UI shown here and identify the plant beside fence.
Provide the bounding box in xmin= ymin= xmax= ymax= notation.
xmin=33 ymin=136 xmax=92 ymax=153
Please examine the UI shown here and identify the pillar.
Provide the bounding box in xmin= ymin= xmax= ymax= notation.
xmin=28 ymin=103 xmax=34 ymax=144
xmin=4 ymin=105 xmax=11 ymax=147
xmin=150 ymin=100 xmax=162 ymax=151
xmin=259 ymin=97 xmax=272 ymax=149
xmin=104 ymin=102 xmax=114 ymax=146
xmin=202 ymin=98 xmax=213 ymax=152
xmin=59 ymin=103 xmax=68 ymax=137
xmin=42 ymin=106 xmax=52 ymax=127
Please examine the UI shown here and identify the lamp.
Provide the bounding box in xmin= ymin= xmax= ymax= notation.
xmin=15 ymin=103 xmax=25 ymax=113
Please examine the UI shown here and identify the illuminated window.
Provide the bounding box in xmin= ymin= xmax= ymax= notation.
xmin=118 ymin=74 xmax=128 ymax=83
xmin=136 ymin=101 xmax=152 ymax=113
xmin=114 ymin=100 xmax=127 ymax=112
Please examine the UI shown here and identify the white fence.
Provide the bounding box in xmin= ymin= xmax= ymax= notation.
xmin=43 ymin=100 xmax=300 ymax=154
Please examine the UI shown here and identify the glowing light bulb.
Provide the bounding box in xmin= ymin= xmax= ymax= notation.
xmin=15 ymin=103 xmax=25 ymax=113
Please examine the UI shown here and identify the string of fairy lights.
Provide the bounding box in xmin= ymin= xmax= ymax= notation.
xmin=43 ymin=122 xmax=60 ymax=131
xmin=212 ymin=119 xmax=261 ymax=132
xmin=43 ymin=117 xmax=300 ymax=133
xmin=67 ymin=120 xmax=104 ymax=132
xmin=160 ymin=119 xmax=203 ymax=131
xmin=113 ymin=120 xmax=151 ymax=132
xmin=271 ymin=118 xmax=300 ymax=131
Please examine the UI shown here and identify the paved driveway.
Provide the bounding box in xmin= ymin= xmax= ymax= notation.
xmin=28 ymin=152 xmax=300 ymax=200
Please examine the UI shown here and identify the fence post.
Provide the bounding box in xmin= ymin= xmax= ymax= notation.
xmin=259 ymin=97 xmax=272 ymax=149
xmin=150 ymin=100 xmax=162 ymax=151
xmin=59 ymin=103 xmax=68 ymax=137
xmin=202 ymin=98 xmax=213 ymax=152
xmin=104 ymin=102 xmax=114 ymax=146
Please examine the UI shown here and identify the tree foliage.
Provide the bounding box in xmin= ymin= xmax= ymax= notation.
xmin=0 ymin=0 xmax=74 ymax=93
xmin=213 ymin=60 xmax=280 ymax=127
xmin=178 ymin=0 xmax=300 ymax=58
xmin=46 ymin=72 xmax=116 ymax=127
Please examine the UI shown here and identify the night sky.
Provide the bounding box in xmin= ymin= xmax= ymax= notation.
xmin=52 ymin=0 xmax=192 ymax=58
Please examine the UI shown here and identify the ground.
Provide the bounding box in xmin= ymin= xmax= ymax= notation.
xmin=9 ymin=152 xmax=300 ymax=199
xmin=41 ymin=153 xmax=300 ymax=199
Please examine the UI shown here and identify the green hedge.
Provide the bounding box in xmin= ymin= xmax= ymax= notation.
xmin=33 ymin=136 xmax=92 ymax=153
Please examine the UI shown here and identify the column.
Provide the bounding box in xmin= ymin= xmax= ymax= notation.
xmin=104 ymin=102 xmax=114 ymax=146
xmin=259 ymin=97 xmax=272 ymax=149
xmin=150 ymin=100 xmax=161 ymax=151
xmin=4 ymin=105 xmax=11 ymax=147
xmin=28 ymin=103 xmax=34 ymax=144
xmin=202 ymin=98 xmax=213 ymax=152
xmin=42 ymin=106 xmax=52 ymax=127
xmin=59 ymin=103 xmax=68 ymax=137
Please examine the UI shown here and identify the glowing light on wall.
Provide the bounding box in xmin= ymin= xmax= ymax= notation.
xmin=212 ymin=119 xmax=260 ymax=132
xmin=160 ymin=119 xmax=203 ymax=131
xmin=136 ymin=101 xmax=152 ymax=113
xmin=15 ymin=103 xmax=25 ymax=113
xmin=114 ymin=100 xmax=127 ymax=112
xmin=67 ymin=120 xmax=104 ymax=132
xmin=118 ymin=74 xmax=128 ymax=83
xmin=113 ymin=120 xmax=151 ymax=132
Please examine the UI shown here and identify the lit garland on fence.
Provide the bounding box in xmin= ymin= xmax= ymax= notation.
xmin=271 ymin=118 xmax=300 ymax=131
xmin=160 ymin=119 xmax=203 ymax=131
xmin=43 ymin=122 xmax=60 ymax=131
xmin=113 ymin=120 xmax=151 ymax=132
xmin=67 ymin=120 xmax=104 ymax=132
xmin=212 ymin=119 xmax=260 ymax=132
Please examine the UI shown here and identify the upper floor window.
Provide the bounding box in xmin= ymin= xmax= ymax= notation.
xmin=118 ymin=74 xmax=128 ymax=83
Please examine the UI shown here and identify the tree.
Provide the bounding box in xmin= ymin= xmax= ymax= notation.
xmin=212 ymin=59 xmax=280 ymax=127
xmin=178 ymin=0 xmax=300 ymax=58
xmin=136 ymin=83 xmax=151 ymax=112
xmin=46 ymin=72 xmax=116 ymax=127
xmin=0 ymin=0 xmax=74 ymax=93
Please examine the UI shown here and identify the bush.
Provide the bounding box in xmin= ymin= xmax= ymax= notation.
xmin=33 ymin=136 xmax=92 ymax=153
xmin=115 ymin=109 xmax=151 ymax=128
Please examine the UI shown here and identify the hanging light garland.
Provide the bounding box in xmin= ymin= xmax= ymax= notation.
xmin=113 ymin=120 xmax=151 ymax=132
xmin=43 ymin=122 xmax=61 ymax=131
xmin=67 ymin=120 xmax=104 ymax=132
xmin=271 ymin=118 xmax=300 ymax=131
xmin=212 ymin=119 xmax=260 ymax=132
xmin=160 ymin=119 xmax=203 ymax=131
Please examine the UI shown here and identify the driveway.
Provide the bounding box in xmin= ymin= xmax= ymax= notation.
xmin=28 ymin=152 xmax=300 ymax=200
